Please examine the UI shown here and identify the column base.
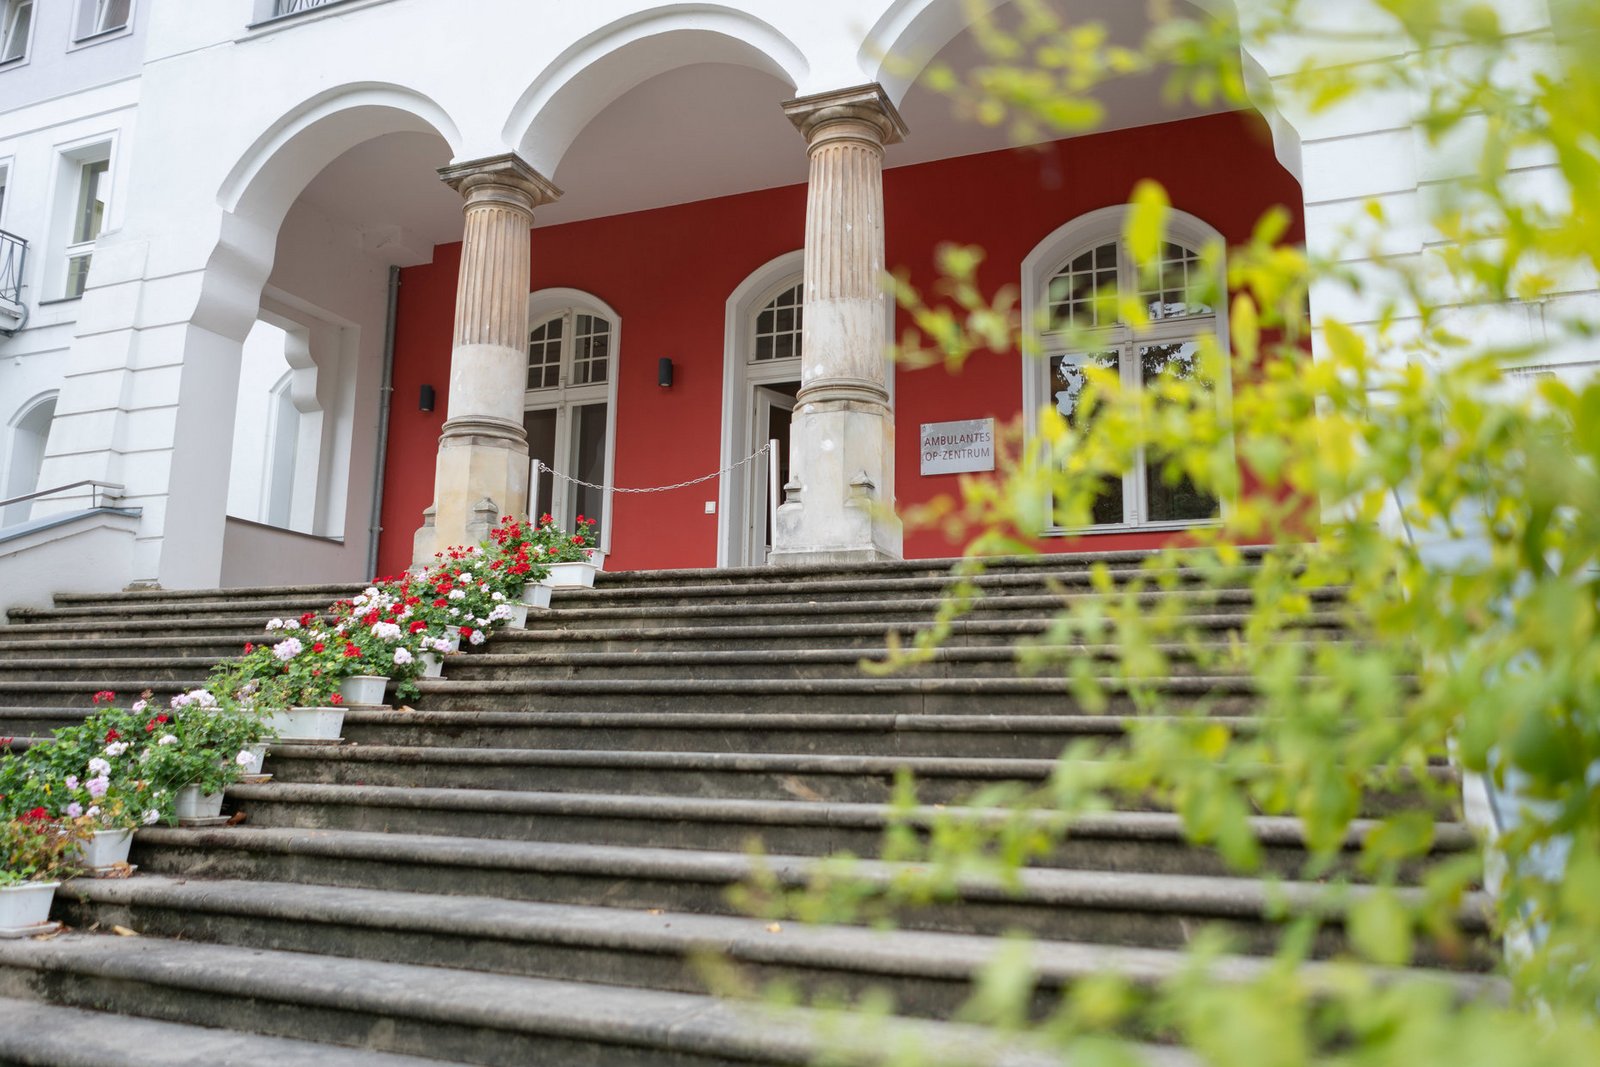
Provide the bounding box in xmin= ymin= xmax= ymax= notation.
xmin=767 ymin=544 xmax=901 ymax=568
xmin=769 ymin=403 xmax=903 ymax=568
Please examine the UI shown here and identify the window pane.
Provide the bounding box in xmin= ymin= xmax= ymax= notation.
xmin=570 ymin=402 xmax=607 ymax=532
xmin=1137 ymin=240 xmax=1212 ymax=320
xmin=752 ymin=282 xmax=803 ymax=362
xmin=1046 ymin=242 xmax=1117 ymax=329
xmin=66 ymin=253 xmax=92 ymax=298
xmin=1138 ymin=341 xmax=1219 ymax=522
xmin=527 ymin=317 xmax=562 ymax=390
xmin=523 ymin=408 xmax=557 ymax=521
xmin=1050 ymin=351 xmax=1124 ymax=526
xmin=73 ymin=160 xmax=109 ymax=244
xmin=2 ymin=1 xmax=32 ymax=62
xmin=572 ymin=314 xmax=609 ymax=385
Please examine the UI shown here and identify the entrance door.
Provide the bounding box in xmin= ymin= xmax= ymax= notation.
xmin=745 ymin=383 xmax=797 ymax=565
xmin=522 ymin=304 xmax=616 ymax=551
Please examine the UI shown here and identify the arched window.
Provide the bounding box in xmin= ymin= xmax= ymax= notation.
xmin=524 ymin=290 xmax=620 ymax=554
xmin=1022 ymin=206 xmax=1228 ymax=532
xmin=751 ymin=281 xmax=803 ymax=364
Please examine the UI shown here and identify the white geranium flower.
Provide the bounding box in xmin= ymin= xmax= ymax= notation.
xmin=266 ymin=618 xmax=284 ymax=631
xmin=142 ymin=809 xmax=159 ymax=825
xmin=105 ymin=742 xmax=129 ymax=758
xmin=468 ymin=629 xmax=486 ymax=646
xmin=448 ymin=589 xmax=466 ymax=601
xmin=491 ymin=592 xmax=505 ymax=602
xmin=272 ymin=637 xmax=303 ymax=661
xmin=282 ymin=619 xmax=300 ymax=632
xmin=157 ymin=734 xmax=178 ymax=746
xmin=371 ymin=621 xmax=402 ymax=641
xmin=131 ymin=699 xmax=148 ymax=714
xmin=393 ymin=647 xmax=414 ymax=666
xmin=88 ymin=757 xmax=111 ymax=776
xmin=235 ymin=750 xmax=254 ymax=766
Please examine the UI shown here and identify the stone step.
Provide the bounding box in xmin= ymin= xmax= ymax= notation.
xmin=56 ymin=877 xmax=1505 ymax=1026
xmin=0 ymin=644 xmax=1287 ymax=686
xmin=0 ymin=996 xmax=459 ymax=1067
xmin=408 ymin=674 xmax=1265 ymax=716
xmin=485 ymin=611 xmax=1352 ymax=653
xmin=0 ymin=613 xmax=1352 ymax=662
xmin=332 ymin=708 xmax=1234 ymax=759
xmin=0 ymin=633 xmax=267 ymax=661
xmin=257 ymin=744 xmax=1454 ymax=819
xmin=11 ymin=566 xmax=1237 ymax=624
xmin=228 ymin=781 xmax=1474 ymax=882
xmin=0 ymin=933 xmax=1095 ymax=1067
xmin=123 ymin=826 xmax=1495 ymax=966
xmin=0 ymin=589 xmax=1319 ymax=648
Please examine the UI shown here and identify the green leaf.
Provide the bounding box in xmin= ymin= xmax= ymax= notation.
xmin=1348 ymin=888 xmax=1414 ymax=966
xmin=1124 ymin=179 xmax=1170 ymax=269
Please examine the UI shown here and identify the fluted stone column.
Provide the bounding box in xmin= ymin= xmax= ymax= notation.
xmin=769 ymin=84 xmax=908 ymax=567
xmin=414 ymin=154 xmax=560 ymax=564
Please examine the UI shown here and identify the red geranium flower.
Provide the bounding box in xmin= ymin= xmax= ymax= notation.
xmin=92 ymin=690 xmax=116 ymax=705
xmin=329 ymin=694 xmax=343 ymax=705
xmin=105 ymin=728 xmax=121 ymax=742
xmin=21 ymin=807 xmax=49 ymax=823
xmin=313 ymin=642 xmax=326 ymax=652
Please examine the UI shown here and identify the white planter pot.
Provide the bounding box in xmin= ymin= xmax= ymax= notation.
xmin=173 ymin=786 xmax=225 ymax=821
xmin=442 ymin=626 xmax=462 ymax=653
xmin=420 ymin=651 xmax=444 ymax=678
xmin=340 ymin=675 xmax=389 ymax=706
xmin=0 ymin=882 xmax=58 ymax=933
xmin=519 ymin=583 xmax=552 ymax=609
xmin=71 ymin=829 xmax=133 ymax=870
xmin=239 ymin=743 xmax=269 ymax=775
xmin=502 ymin=603 xmax=530 ymax=630
xmin=264 ymin=706 xmax=345 ymax=741
xmin=546 ymin=561 xmax=598 ymax=588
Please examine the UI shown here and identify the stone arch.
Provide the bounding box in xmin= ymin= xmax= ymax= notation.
xmin=503 ymin=5 xmax=810 ymax=177
xmin=859 ymin=0 xmax=1304 ymax=180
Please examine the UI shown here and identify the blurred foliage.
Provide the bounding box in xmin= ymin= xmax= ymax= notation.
xmin=741 ymin=0 xmax=1600 ymax=1063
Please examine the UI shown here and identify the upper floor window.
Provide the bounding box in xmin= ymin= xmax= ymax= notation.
xmin=1023 ymin=207 xmax=1228 ymax=533
xmin=751 ymin=281 xmax=803 ymax=363
xmin=1 ymin=0 xmax=33 ymax=63
xmin=74 ymin=0 xmax=130 ymax=40
xmin=65 ymin=157 xmax=109 ymax=298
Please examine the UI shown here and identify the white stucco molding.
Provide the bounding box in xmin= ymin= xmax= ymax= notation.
xmin=218 ymin=82 xmax=466 ymax=221
xmin=503 ymin=4 xmax=811 ymax=177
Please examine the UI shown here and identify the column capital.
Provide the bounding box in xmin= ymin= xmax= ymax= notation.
xmin=782 ymin=83 xmax=908 ymax=147
xmin=438 ymin=153 xmax=562 ymax=213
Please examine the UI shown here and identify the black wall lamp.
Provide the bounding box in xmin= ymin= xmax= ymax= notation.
xmin=658 ymin=358 xmax=674 ymax=389
xmin=419 ymin=384 xmax=436 ymax=412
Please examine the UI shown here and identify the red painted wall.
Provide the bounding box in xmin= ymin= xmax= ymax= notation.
xmin=376 ymin=110 xmax=1304 ymax=576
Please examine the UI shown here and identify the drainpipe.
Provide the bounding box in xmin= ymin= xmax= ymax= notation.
xmin=365 ymin=265 xmax=401 ymax=579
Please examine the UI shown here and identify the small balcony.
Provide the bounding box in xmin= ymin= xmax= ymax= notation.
xmin=0 ymin=229 xmax=25 ymax=336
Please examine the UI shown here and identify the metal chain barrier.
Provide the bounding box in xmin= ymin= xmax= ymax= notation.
xmin=534 ymin=440 xmax=773 ymax=495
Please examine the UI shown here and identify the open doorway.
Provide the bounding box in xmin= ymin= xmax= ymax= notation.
xmin=746 ymin=381 xmax=796 ymax=565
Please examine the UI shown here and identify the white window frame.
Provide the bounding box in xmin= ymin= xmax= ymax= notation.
xmin=70 ymin=0 xmax=133 ymax=45
xmin=0 ymin=0 xmax=35 ymax=65
xmin=0 ymin=159 xmax=11 ymax=228
xmin=1020 ymin=205 xmax=1232 ymax=536
xmin=62 ymin=154 xmax=110 ymax=299
xmin=524 ymin=288 xmax=620 ymax=557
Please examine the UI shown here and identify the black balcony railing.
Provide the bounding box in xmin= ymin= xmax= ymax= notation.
xmin=0 ymin=229 xmax=26 ymax=335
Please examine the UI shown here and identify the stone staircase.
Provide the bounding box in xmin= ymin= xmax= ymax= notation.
xmin=0 ymin=553 xmax=1497 ymax=1065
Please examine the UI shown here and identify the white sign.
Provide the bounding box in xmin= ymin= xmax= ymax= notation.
xmin=919 ymin=418 xmax=995 ymax=476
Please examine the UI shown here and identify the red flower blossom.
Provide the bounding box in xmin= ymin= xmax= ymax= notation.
xmin=244 ymin=643 xmax=254 ymax=654
xmin=313 ymin=642 xmax=326 ymax=653
xmin=299 ymin=611 xmax=316 ymax=627
xmin=329 ymin=694 xmax=343 ymax=705
xmin=105 ymin=728 xmax=121 ymax=743
xmin=92 ymin=690 xmax=116 ymax=705
xmin=409 ymin=620 xmax=428 ymax=633
xmin=21 ymin=807 xmax=49 ymax=823
xmin=344 ymin=643 xmax=361 ymax=658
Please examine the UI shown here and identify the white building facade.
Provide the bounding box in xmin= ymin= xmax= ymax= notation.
xmin=0 ymin=0 xmax=1582 ymax=604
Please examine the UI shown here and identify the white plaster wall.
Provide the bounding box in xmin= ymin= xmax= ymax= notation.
xmin=225 ymin=320 xmax=291 ymax=523
xmin=215 ymin=196 xmax=389 ymax=588
xmin=0 ymin=0 xmax=146 ymax=112
xmin=0 ymin=508 xmax=139 ymax=619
